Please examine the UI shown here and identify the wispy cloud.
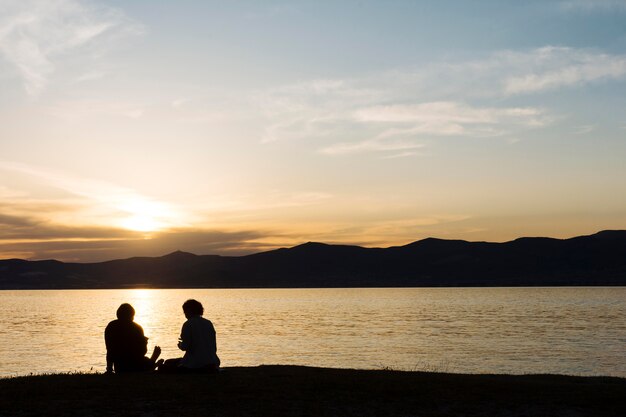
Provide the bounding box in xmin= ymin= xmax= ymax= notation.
xmin=316 ymin=99 xmax=546 ymax=156
xmin=256 ymin=46 xmax=626 ymax=156
xmin=0 ymin=0 xmax=142 ymax=96
xmin=320 ymin=138 xmax=424 ymax=156
xmin=0 ymin=210 xmax=135 ymax=241
xmin=0 ymin=162 xmax=282 ymax=260
xmin=420 ymin=46 xmax=626 ymax=96
xmin=0 ymin=224 xmax=274 ymax=261
xmin=260 ymin=95 xmax=547 ymax=156
xmin=0 ymin=161 xmax=339 ymax=260
xmin=380 ymin=151 xmax=421 ymax=160
xmin=501 ymin=47 xmax=626 ymax=95
xmin=358 ymin=102 xmax=548 ymax=137
xmin=0 ymin=161 xmax=184 ymax=231
xmin=256 ymin=78 xmax=382 ymax=144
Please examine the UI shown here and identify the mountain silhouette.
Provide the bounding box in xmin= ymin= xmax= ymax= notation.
xmin=1 ymin=230 xmax=625 ymax=289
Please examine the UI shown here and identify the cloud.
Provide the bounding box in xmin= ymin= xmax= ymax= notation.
xmin=0 ymin=0 xmax=142 ymax=95
xmin=0 ymin=226 xmax=275 ymax=262
xmin=318 ymin=99 xmax=546 ymax=157
xmin=320 ymin=138 xmax=424 ymax=156
xmin=0 ymin=161 xmax=185 ymax=231
xmin=255 ymin=46 xmax=626 ymax=156
xmin=0 ymin=212 xmax=35 ymax=228
xmin=256 ymin=78 xmax=382 ymax=144
xmin=380 ymin=151 xmax=420 ymax=159
xmin=262 ymin=94 xmax=548 ymax=156
xmin=0 ymin=210 xmax=135 ymax=241
xmin=358 ymin=102 xmax=548 ymax=138
xmin=0 ymin=176 xmax=290 ymax=261
xmin=501 ymin=47 xmax=626 ymax=95
xmin=421 ymin=46 xmax=626 ymax=96
xmin=0 ymin=161 xmax=342 ymax=261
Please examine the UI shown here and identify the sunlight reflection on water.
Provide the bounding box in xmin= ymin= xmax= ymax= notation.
xmin=0 ymin=287 xmax=624 ymax=378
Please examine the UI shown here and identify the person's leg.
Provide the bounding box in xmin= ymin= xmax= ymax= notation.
xmin=157 ymin=358 xmax=183 ymax=373
xmin=200 ymin=364 xmax=220 ymax=374
xmin=178 ymin=363 xmax=220 ymax=374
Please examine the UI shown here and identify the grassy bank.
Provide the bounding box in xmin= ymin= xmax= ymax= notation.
xmin=1 ymin=366 xmax=625 ymax=416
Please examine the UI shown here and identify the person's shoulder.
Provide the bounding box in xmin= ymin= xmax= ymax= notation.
xmin=190 ymin=316 xmax=213 ymax=326
xmin=131 ymin=321 xmax=144 ymax=332
xmin=200 ymin=316 xmax=215 ymax=328
xmin=104 ymin=319 xmax=121 ymax=337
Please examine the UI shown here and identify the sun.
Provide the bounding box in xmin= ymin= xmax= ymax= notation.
xmin=121 ymin=214 xmax=162 ymax=232
xmin=116 ymin=197 xmax=179 ymax=233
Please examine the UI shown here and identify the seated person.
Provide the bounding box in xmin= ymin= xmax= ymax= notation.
xmin=104 ymin=303 xmax=161 ymax=373
xmin=158 ymin=299 xmax=220 ymax=373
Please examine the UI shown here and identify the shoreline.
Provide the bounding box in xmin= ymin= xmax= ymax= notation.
xmin=2 ymin=365 xmax=624 ymax=416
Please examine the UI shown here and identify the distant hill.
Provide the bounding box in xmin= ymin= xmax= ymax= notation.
xmin=1 ymin=230 xmax=626 ymax=289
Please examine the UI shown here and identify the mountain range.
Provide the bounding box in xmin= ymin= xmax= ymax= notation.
xmin=1 ymin=230 xmax=625 ymax=289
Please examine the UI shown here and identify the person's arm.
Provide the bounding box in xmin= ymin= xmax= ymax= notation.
xmin=106 ymin=354 xmax=114 ymax=373
xmin=209 ymin=322 xmax=217 ymax=354
xmin=104 ymin=324 xmax=114 ymax=373
xmin=178 ymin=321 xmax=191 ymax=351
xmin=136 ymin=324 xmax=148 ymax=357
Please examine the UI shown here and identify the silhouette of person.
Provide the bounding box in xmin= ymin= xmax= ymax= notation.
xmin=157 ymin=299 xmax=220 ymax=373
xmin=104 ymin=303 xmax=161 ymax=373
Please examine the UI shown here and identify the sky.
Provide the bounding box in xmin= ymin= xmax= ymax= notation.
xmin=1 ymin=0 xmax=626 ymax=262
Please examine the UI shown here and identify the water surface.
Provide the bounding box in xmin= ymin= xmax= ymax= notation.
xmin=0 ymin=287 xmax=624 ymax=378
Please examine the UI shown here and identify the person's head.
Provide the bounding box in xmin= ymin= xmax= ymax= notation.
xmin=116 ymin=303 xmax=135 ymax=321
xmin=182 ymin=299 xmax=204 ymax=318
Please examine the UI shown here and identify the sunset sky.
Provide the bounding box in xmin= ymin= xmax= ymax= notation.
xmin=1 ymin=0 xmax=626 ymax=262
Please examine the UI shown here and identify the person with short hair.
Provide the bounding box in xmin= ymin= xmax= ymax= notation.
xmin=158 ymin=299 xmax=220 ymax=373
xmin=104 ymin=303 xmax=161 ymax=373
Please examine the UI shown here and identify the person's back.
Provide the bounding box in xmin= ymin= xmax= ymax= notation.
xmin=104 ymin=303 xmax=160 ymax=373
xmin=179 ymin=315 xmax=220 ymax=369
xmin=104 ymin=318 xmax=147 ymax=372
xmin=156 ymin=299 xmax=220 ymax=373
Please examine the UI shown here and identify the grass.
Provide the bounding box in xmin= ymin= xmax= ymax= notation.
xmin=1 ymin=365 xmax=625 ymax=416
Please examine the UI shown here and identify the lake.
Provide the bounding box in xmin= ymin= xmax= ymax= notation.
xmin=0 ymin=287 xmax=624 ymax=378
